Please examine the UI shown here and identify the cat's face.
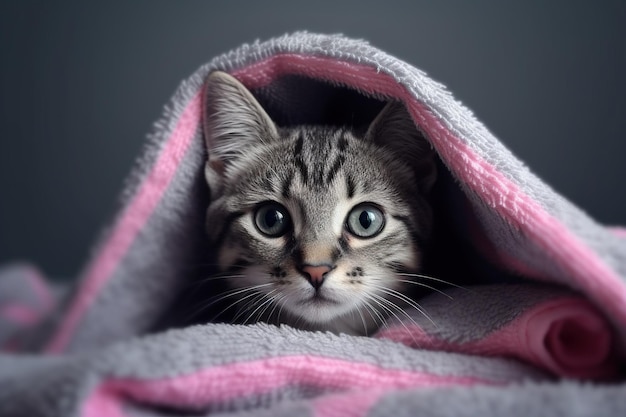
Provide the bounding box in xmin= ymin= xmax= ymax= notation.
xmin=202 ymin=72 xmax=436 ymax=334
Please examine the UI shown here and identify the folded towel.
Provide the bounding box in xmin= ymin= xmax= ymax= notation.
xmin=376 ymin=285 xmax=618 ymax=380
xmin=0 ymin=263 xmax=56 ymax=351
xmin=1 ymin=32 xmax=625 ymax=417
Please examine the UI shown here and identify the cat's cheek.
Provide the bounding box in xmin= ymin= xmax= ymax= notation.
xmin=217 ymin=245 xmax=241 ymax=270
xmin=391 ymin=243 xmax=421 ymax=271
xmin=235 ymin=266 xmax=270 ymax=289
xmin=332 ymin=200 xmax=354 ymax=235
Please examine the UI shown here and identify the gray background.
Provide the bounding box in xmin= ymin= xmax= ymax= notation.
xmin=1 ymin=1 xmax=625 ymax=280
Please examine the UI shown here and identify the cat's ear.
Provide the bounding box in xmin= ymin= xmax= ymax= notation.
xmin=366 ymin=101 xmax=438 ymax=193
xmin=203 ymin=71 xmax=278 ymax=194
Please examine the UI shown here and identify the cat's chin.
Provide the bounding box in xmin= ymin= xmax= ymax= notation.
xmin=289 ymin=296 xmax=356 ymax=323
xmin=277 ymin=300 xmax=379 ymax=336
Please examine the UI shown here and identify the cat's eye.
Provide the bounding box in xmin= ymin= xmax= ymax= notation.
xmin=254 ymin=203 xmax=291 ymax=237
xmin=346 ymin=204 xmax=385 ymax=238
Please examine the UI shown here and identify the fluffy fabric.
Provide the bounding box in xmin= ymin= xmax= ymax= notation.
xmin=1 ymin=32 xmax=625 ymax=416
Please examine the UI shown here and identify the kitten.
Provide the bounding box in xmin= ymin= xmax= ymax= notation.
xmin=202 ymin=71 xmax=437 ymax=335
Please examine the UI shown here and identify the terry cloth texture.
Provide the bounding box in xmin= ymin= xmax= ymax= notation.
xmin=2 ymin=32 xmax=626 ymax=417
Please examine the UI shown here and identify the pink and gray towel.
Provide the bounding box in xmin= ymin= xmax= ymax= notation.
xmin=1 ymin=32 xmax=625 ymax=416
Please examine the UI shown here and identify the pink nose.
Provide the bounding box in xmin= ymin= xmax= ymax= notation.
xmin=300 ymin=264 xmax=332 ymax=289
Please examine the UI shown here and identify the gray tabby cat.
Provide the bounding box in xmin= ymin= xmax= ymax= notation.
xmin=203 ymin=71 xmax=437 ymax=335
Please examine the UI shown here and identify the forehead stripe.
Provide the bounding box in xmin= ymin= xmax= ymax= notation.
xmin=325 ymin=154 xmax=346 ymax=185
xmin=281 ymin=171 xmax=294 ymax=198
xmin=294 ymin=137 xmax=310 ymax=185
xmin=346 ymin=175 xmax=356 ymax=199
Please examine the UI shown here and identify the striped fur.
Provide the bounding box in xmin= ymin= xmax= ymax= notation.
xmin=202 ymin=72 xmax=436 ymax=335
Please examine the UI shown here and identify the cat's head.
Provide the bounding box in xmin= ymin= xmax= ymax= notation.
xmin=202 ymin=71 xmax=437 ymax=334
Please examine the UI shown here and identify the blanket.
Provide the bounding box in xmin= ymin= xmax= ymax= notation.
xmin=2 ymin=32 xmax=626 ymax=416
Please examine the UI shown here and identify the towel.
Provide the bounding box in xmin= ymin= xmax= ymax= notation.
xmin=1 ymin=32 xmax=626 ymax=417
xmin=375 ymin=285 xmax=618 ymax=380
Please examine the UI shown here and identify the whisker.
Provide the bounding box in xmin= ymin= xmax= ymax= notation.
xmin=396 ymin=279 xmax=453 ymax=299
xmin=231 ymin=289 xmax=274 ymax=322
xmin=208 ymin=284 xmax=273 ymax=321
xmin=369 ymin=292 xmax=423 ymax=330
xmin=354 ymin=307 xmax=370 ymax=336
xmin=212 ymin=284 xmax=272 ymax=306
xmin=266 ymin=293 xmax=287 ymax=324
xmin=179 ymin=262 xmax=252 ymax=273
xmin=396 ymin=273 xmax=468 ymax=291
xmin=362 ymin=294 xmax=405 ymax=333
xmin=275 ymin=295 xmax=289 ymax=325
xmin=365 ymin=293 xmax=404 ymax=325
xmin=231 ymin=293 xmax=266 ymax=323
xmin=181 ymin=284 xmax=266 ymax=322
xmin=245 ymin=290 xmax=279 ymax=325
xmin=192 ymin=274 xmax=247 ymax=285
xmin=259 ymin=292 xmax=282 ymax=323
xmin=369 ymin=284 xmax=438 ymax=329
xmin=359 ymin=297 xmax=387 ymax=330
xmin=365 ymin=292 xmax=423 ymax=347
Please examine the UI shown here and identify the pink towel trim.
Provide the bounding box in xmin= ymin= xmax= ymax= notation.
xmin=610 ymin=227 xmax=626 ymax=237
xmin=46 ymin=92 xmax=203 ymax=353
xmin=83 ymin=355 xmax=492 ymax=417
xmin=377 ymin=297 xmax=617 ymax=379
xmin=312 ymin=389 xmax=390 ymax=417
xmin=0 ymin=303 xmax=42 ymax=326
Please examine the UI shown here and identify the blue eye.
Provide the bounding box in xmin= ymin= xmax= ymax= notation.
xmin=346 ymin=204 xmax=385 ymax=238
xmin=254 ymin=203 xmax=291 ymax=237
